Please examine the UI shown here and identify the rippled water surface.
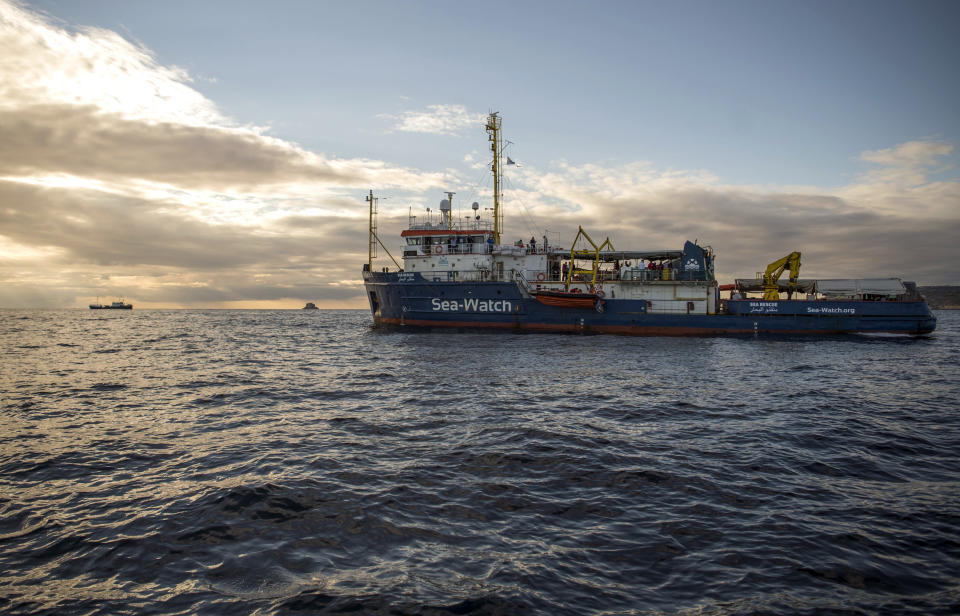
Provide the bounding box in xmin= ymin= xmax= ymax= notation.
xmin=2 ymin=309 xmax=959 ymax=615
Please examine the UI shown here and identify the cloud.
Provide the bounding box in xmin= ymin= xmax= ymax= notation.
xmin=378 ymin=104 xmax=486 ymax=136
xmin=0 ymin=180 xmax=371 ymax=308
xmin=860 ymin=139 xmax=953 ymax=169
xmin=1 ymin=1 xmax=957 ymax=309
xmin=850 ymin=140 xmax=958 ymax=204
xmin=0 ymin=104 xmax=449 ymax=197
xmin=0 ymin=0 xmax=449 ymax=307
xmin=0 ymin=0 xmax=222 ymax=125
xmin=500 ymin=143 xmax=959 ymax=285
xmin=0 ymin=105 xmax=341 ymax=186
xmin=0 ymin=2 xmax=449 ymax=196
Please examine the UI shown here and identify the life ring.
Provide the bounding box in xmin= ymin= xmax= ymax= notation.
xmin=434 ymin=245 xmax=443 ymax=255
xmin=571 ymin=288 xmax=581 ymax=293
xmin=536 ymin=272 xmax=545 ymax=281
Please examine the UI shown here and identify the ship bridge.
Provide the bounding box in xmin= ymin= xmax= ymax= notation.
xmin=401 ymin=228 xmax=494 ymax=257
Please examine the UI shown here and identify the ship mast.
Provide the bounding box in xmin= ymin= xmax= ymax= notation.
xmin=365 ymin=189 xmax=402 ymax=271
xmin=485 ymin=112 xmax=503 ymax=245
xmin=366 ymin=189 xmax=376 ymax=269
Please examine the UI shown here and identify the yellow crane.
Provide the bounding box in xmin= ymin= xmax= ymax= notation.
xmin=763 ymin=251 xmax=802 ymax=300
xmin=564 ymin=227 xmax=615 ymax=291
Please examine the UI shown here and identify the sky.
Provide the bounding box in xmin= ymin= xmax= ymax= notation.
xmin=1 ymin=0 xmax=958 ymax=308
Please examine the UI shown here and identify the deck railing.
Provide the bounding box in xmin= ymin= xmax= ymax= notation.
xmin=414 ymin=244 xmax=490 ymax=256
xmin=401 ymin=261 xmax=715 ymax=284
xmin=410 ymin=244 xmax=555 ymax=257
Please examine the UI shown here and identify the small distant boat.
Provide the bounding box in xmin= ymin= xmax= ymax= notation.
xmin=89 ymin=298 xmax=132 ymax=310
xmin=302 ymin=302 xmax=319 ymax=310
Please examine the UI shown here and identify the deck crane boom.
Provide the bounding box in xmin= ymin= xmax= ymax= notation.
xmin=763 ymin=251 xmax=802 ymax=300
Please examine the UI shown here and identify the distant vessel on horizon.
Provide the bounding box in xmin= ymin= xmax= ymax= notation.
xmin=89 ymin=298 xmax=132 ymax=310
xmin=302 ymin=302 xmax=318 ymax=310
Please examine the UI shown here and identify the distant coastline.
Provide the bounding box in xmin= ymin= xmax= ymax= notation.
xmin=920 ymin=286 xmax=960 ymax=309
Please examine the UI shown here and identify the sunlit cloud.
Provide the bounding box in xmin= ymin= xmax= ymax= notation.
xmin=0 ymin=0 xmax=449 ymax=307
xmin=378 ymin=104 xmax=486 ymax=136
xmin=0 ymin=1 xmax=222 ymax=125
xmin=0 ymin=235 xmax=66 ymax=261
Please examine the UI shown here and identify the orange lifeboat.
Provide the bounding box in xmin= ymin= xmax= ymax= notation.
xmin=533 ymin=290 xmax=600 ymax=309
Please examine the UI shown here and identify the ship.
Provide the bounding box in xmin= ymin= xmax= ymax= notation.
xmin=361 ymin=113 xmax=936 ymax=336
xmin=89 ymin=298 xmax=133 ymax=310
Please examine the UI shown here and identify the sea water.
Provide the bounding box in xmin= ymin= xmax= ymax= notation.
xmin=2 ymin=309 xmax=959 ymax=615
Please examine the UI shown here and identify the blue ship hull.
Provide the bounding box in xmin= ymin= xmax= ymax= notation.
xmin=363 ymin=271 xmax=936 ymax=336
